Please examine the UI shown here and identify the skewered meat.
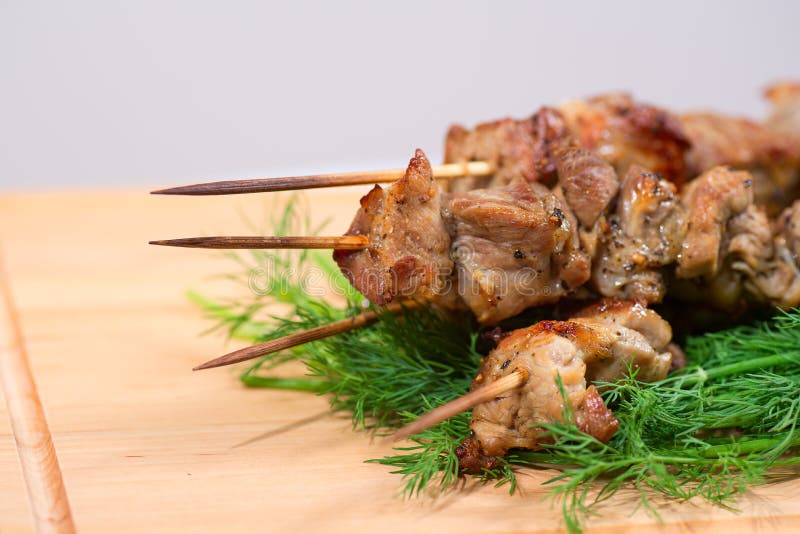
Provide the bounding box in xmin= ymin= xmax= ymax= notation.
xmin=444 ymin=118 xmax=540 ymax=192
xmin=443 ymin=89 xmax=800 ymax=207
xmin=766 ymin=82 xmax=800 ymax=142
xmin=676 ymin=166 xmax=753 ymax=278
xmin=559 ymin=93 xmax=691 ymax=185
xmin=335 ymin=146 xmax=800 ymax=323
xmin=727 ymin=200 xmax=800 ymax=308
xmin=591 ymin=165 xmax=684 ymax=303
xmin=444 ymin=95 xmax=691 ymax=193
xmin=444 ymin=179 xmax=589 ymax=323
xmin=680 ymin=112 xmax=798 ymax=216
xmin=335 ymin=87 xmax=800 ymax=324
xmin=460 ymin=300 xmax=672 ymax=466
xmin=554 ymin=145 xmax=619 ymax=228
xmin=333 ymin=150 xmax=454 ymax=306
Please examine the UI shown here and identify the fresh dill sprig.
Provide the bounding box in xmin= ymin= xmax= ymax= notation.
xmin=191 ymin=199 xmax=800 ymax=534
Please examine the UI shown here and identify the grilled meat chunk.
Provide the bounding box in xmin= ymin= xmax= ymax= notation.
xmin=573 ymin=299 xmax=672 ymax=355
xmin=463 ymin=301 xmax=671 ymax=461
xmin=555 ymin=145 xmax=619 ymax=227
xmin=768 ymin=201 xmax=800 ymax=306
xmin=531 ymin=106 xmax=576 ymax=182
xmin=592 ymin=165 xmax=684 ymax=303
xmin=443 ymin=118 xmax=538 ymax=192
xmin=454 ymin=437 xmax=501 ymax=473
xmin=706 ymin=205 xmax=773 ymax=311
xmin=559 ymin=93 xmax=691 ymax=185
xmin=573 ymin=300 xmax=672 ymax=383
xmin=333 ymin=149 xmax=454 ymax=305
xmin=445 ymin=93 xmax=690 ymax=194
xmin=677 ymin=166 xmax=753 ymax=279
xmin=681 ymin=112 xmax=799 ymax=215
xmin=733 ymin=200 xmax=800 ymax=307
xmin=668 ymin=198 xmax=797 ymax=313
xmin=444 ymin=179 xmax=590 ymax=324
xmin=766 ymin=82 xmax=800 ymax=142
xmin=443 ymin=108 xmax=570 ymax=192
xmin=778 ymin=200 xmax=800 ymax=260
xmin=336 ymin=88 xmax=800 ymax=321
xmin=682 ymin=112 xmax=794 ymax=174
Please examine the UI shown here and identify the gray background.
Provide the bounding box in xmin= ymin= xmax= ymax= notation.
xmin=2 ymin=0 xmax=799 ymax=192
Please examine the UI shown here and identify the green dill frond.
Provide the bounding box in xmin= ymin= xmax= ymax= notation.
xmin=368 ymin=408 xmax=471 ymax=496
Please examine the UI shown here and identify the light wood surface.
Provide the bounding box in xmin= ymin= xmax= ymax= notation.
xmin=1 ymin=189 xmax=799 ymax=533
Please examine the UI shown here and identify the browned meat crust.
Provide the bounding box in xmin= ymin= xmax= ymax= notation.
xmin=591 ymin=165 xmax=684 ymax=303
xmin=766 ymin=81 xmax=800 ymax=105
xmin=572 ymin=298 xmax=672 ymax=353
xmin=445 ymin=94 xmax=691 ymax=194
xmin=443 ymin=107 xmax=572 ymax=193
xmin=455 ymin=436 xmax=500 ymax=474
xmin=729 ymin=200 xmax=800 ymax=308
xmin=444 ymin=180 xmax=590 ymax=324
xmin=763 ymin=82 xmax=800 ymax=214
xmin=443 ymin=90 xmax=799 ymax=214
xmin=559 ymin=93 xmax=691 ymax=186
xmin=677 ymin=166 xmax=754 ymax=278
xmin=555 ymin=145 xmax=619 ymax=228
xmin=766 ymin=81 xmax=800 ymax=143
xmin=682 ymin=112 xmax=795 ymax=173
xmin=444 ymin=118 xmax=539 ymax=192
xmin=457 ymin=386 xmax=619 ymax=474
xmin=531 ymin=106 xmax=575 ymax=182
xmin=681 ymin=112 xmax=800 ymax=215
xmin=333 ymin=149 xmax=454 ymax=305
xmin=578 ymin=385 xmax=619 ymax=443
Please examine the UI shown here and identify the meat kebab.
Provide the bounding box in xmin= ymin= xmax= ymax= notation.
xmin=151 ymin=84 xmax=800 ymax=464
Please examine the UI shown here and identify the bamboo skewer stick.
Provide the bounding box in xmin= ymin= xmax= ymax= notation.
xmin=149 ymin=235 xmax=369 ymax=250
xmin=194 ymin=300 xmax=418 ymax=370
xmin=151 ymin=161 xmax=493 ymax=196
xmin=387 ymin=368 xmax=529 ymax=444
xmin=0 ymin=249 xmax=75 ymax=534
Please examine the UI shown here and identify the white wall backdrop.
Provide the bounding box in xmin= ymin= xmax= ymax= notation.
xmin=2 ymin=0 xmax=799 ymax=191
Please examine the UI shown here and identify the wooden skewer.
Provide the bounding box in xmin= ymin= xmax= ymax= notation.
xmin=194 ymin=300 xmax=418 ymax=370
xmin=151 ymin=161 xmax=493 ymax=196
xmin=387 ymin=368 xmax=529 ymax=444
xmin=149 ymin=235 xmax=369 ymax=250
xmin=0 ymin=248 xmax=76 ymax=533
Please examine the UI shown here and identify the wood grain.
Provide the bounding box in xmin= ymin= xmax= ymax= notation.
xmin=0 ymin=250 xmax=74 ymax=533
xmin=0 ymin=189 xmax=798 ymax=533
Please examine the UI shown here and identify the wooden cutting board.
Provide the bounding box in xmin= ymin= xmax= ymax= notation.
xmin=1 ymin=189 xmax=799 ymax=533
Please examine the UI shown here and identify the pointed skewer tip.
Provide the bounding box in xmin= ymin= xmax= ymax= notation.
xmin=191 ymin=300 xmax=417 ymax=373
xmin=192 ymin=351 xmax=247 ymax=371
xmin=151 ymin=185 xmax=213 ymax=195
